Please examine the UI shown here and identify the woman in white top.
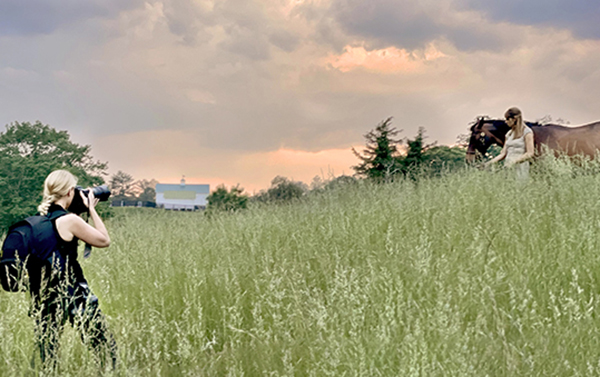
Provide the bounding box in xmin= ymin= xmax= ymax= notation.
xmin=486 ymin=107 xmax=535 ymax=180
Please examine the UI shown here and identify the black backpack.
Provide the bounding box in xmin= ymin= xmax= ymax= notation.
xmin=1 ymin=211 xmax=68 ymax=292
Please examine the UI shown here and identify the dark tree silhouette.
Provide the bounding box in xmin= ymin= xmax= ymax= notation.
xmin=352 ymin=117 xmax=403 ymax=181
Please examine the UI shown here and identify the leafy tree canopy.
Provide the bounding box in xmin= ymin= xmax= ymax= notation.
xmin=110 ymin=170 xmax=136 ymax=200
xmin=135 ymin=179 xmax=158 ymax=203
xmin=422 ymin=146 xmax=466 ymax=175
xmin=254 ymin=176 xmax=308 ymax=203
xmin=206 ymin=185 xmax=248 ymax=214
xmin=0 ymin=121 xmax=107 ymax=230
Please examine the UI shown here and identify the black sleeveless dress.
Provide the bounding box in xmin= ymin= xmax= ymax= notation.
xmin=27 ymin=204 xmax=118 ymax=370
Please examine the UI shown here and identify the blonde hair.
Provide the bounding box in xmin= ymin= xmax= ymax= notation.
xmin=505 ymin=107 xmax=525 ymax=138
xmin=38 ymin=170 xmax=78 ymax=215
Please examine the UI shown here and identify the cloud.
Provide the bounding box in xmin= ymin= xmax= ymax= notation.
xmin=219 ymin=26 xmax=272 ymax=61
xmin=269 ymin=30 xmax=301 ymax=52
xmin=294 ymin=0 xmax=511 ymax=52
xmin=2 ymin=0 xmax=600 ymax=191
xmin=0 ymin=67 xmax=39 ymax=81
xmin=459 ymin=0 xmax=600 ymax=40
xmin=297 ymin=0 xmax=600 ymax=53
xmin=326 ymin=44 xmax=446 ymax=73
xmin=0 ymin=0 xmax=144 ymax=36
xmin=328 ymin=0 xmax=443 ymax=50
xmin=186 ymin=89 xmax=217 ymax=104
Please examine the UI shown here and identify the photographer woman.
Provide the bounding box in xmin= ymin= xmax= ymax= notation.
xmin=29 ymin=170 xmax=117 ymax=371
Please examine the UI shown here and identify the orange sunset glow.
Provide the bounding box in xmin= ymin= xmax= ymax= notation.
xmin=328 ymin=44 xmax=447 ymax=73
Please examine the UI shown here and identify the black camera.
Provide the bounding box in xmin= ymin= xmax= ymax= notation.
xmin=69 ymin=185 xmax=111 ymax=215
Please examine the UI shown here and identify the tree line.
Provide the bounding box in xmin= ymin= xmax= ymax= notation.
xmin=109 ymin=171 xmax=157 ymax=203
xmin=352 ymin=117 xmax=465 ymax=181
xmin=207 ymin=117 xmax=466 ymax=213
xmin=0 ymin=118 xmax=467 ymax=228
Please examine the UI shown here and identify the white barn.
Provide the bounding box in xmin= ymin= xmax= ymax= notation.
xmin=156 ymin=179 xmax=209 ymax=210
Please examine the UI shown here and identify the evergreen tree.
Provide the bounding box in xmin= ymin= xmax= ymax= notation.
xmin=402 ymin=127 xmax=426 ymax=168
xmin=352 ymin=117 xmax=403 ymax=181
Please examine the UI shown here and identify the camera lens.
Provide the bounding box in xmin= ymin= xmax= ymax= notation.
xmin=68 ymin=185 xmax=112 ymax=214
xmin=91 ymin=185 xmax=111 ymax=201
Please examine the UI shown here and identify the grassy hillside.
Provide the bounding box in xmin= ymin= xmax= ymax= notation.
xmin=3 ymin=157 xmax=600 ymax=376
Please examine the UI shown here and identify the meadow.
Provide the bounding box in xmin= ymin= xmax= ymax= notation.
xmin=3 ymin=156 xmax=600 ymax=376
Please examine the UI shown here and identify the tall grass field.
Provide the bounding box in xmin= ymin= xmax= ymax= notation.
xmin=3 ymin=156 xmax=600 ymax=376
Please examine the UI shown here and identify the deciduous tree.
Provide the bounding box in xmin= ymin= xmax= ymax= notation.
xmin=254 ymin=176 xmax=308 ymax=203
xmin=0 ymin=121 xmax=107 ymax=230
xmin=206 ymin=185 xmax=248 ymax=214
xmin=110 ymin=171 xmax=136 ymax=200
xmin=135 ymin=179 xmax=158 ymax=202
xmin=422 ymin=146 xmax=466 ymax=175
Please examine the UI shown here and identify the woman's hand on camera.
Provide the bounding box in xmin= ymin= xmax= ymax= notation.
xmin=80 ymin=189 xmax=100 ymax=210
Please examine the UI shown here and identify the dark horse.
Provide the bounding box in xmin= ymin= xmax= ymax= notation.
xmin=466 ymin=117 xmax=600 ymax=163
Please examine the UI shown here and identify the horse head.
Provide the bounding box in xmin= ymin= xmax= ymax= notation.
xmin=465 ymin=117 xmax=508 ymax=163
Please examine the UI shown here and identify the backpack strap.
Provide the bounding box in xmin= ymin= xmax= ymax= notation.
xmin=46 ymin=206 xmax=73 ymax=260
xmin=47 ymin=205 xmax=94 ymax=258
xmin=46 ymin=205 xmax=70 ymax=222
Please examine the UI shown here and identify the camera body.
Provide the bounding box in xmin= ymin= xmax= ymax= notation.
xmin=68 ymin=185 xmax=111 ymax=215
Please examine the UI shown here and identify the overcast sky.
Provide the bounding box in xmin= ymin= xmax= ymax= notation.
xmin=1 ymin=0 xmax=599 ymax=192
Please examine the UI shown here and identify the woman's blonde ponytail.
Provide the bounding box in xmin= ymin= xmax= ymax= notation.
xmin=38 ymin=194 xmax=58 ymax=216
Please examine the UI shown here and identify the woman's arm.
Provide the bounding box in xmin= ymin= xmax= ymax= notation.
xmin=68 ymin=215 xmax=111 ymax=248
xmin=486 ymin=143 xmax=508 ymax=166
xmin=62 ymin=190 xmax=111 ymax=248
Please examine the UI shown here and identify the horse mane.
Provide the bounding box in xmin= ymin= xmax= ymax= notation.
xmin=526 ymin=121 xmax=543 ymax=127
xmin=469 ymin=116 xmax=556 ymax=133
xmin=469 ymin=115 xmax=491 ymax=131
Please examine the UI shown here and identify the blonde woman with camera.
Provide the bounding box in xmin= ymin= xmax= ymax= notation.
xmin=29 ymin=169 xmax=117 ymax=371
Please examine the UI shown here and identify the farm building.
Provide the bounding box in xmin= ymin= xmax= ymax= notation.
xmin=156 ymin=179 xmax=209 ymax=210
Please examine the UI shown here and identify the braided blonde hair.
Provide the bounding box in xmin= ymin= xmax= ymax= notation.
xmin=38 ymin=170 xmax=78 ymax=215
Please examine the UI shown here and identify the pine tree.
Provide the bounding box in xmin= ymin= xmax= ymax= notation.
xmin=352 ymin=117 xmax=403 ymax=181
xmin=402 ymin=127 xmax=426 ymax=168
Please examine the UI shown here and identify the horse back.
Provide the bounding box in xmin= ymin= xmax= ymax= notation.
xmin=531 ymin=121 xmax=600 ymax=157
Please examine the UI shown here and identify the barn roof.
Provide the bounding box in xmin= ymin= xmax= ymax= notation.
xmin=156 ymin=183 xmax=210 ymax=194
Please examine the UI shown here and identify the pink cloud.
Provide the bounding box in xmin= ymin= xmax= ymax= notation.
xmin=326 ymin=44 xmax=447 ymax=73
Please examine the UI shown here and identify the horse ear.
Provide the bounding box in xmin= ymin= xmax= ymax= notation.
xmin=470 ymin=117 xmax=482 ymax=131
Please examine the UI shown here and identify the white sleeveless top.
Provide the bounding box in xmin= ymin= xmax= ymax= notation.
xmin=505 ymin=126 xmax=532 ymax=180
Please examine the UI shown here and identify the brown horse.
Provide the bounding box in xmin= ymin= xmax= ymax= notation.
xmin=465 ymin=117 xmax=600 ymax=163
